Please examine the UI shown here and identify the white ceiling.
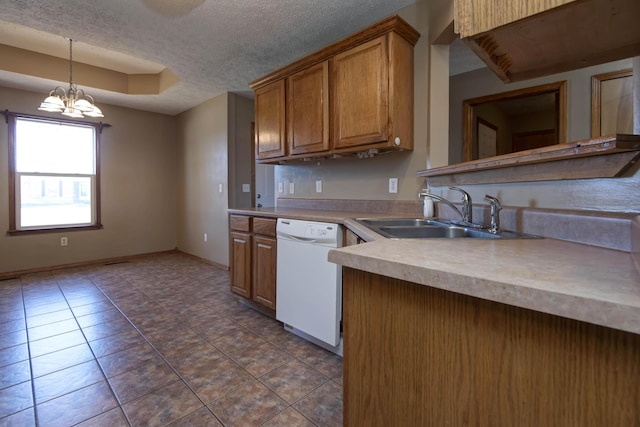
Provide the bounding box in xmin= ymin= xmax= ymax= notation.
xmin=0 ymin=0 xmax=416 ymax=116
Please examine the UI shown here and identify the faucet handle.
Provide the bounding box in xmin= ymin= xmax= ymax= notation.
xmin=448 ymin=186 xmax=471 ymax=202
xmin=484 ymin=194 xmax=502 ymax=210
xmin=448 ymin=186 xmax=472 ymax=223
xmin=484 ymin=195 xmax=502 ymax=233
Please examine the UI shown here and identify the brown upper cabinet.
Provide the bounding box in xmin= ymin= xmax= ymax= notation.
xmin=250 ymin=15 xmax=420 ymax=163
xmin=332 ymin=36 xmax=389 ymax=150
xmin=255 ymin=80 xmax=286 ymax=160
xmin=287 ymin=61 xmax=330 ymax=156
xmin=454 ymin=0 xmax=640 ymax=83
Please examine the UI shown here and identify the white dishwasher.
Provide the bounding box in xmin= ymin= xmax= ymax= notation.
xmin=276 ymin=218 xmax=343 ymax=355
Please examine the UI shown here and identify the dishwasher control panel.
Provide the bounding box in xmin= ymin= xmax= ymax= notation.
xmin=277 ymin=218 xmax=340 ymax=246
xmin=305 ymin=224 xmax=334 ymax=239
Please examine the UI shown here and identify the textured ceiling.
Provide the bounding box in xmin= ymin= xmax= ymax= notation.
xmin=0 ymin=0 xmax=416 ymax=116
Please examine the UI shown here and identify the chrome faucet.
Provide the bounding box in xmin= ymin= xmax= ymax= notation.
xmin=449 ymin=186 xmax=473 ymax=224
xmin=484 ymin=195 xmax=502 ymax=233
xmin=418 ymin=186 xmax=473 ymax=224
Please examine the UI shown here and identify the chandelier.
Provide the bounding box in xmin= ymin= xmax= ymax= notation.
xmin=38 ymin=38 xmax=104 ymax=118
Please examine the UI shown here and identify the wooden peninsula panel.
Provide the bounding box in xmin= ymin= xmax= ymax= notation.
xmin=343 ymin=267 xmax=640 ymax=426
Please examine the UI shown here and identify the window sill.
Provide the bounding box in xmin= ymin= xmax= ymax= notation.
xmin=7 ymin=224 xmax=104 ymax=236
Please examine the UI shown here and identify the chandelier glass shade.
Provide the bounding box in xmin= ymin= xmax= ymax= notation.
xmin=38 ymin=39 xmax=104 ymax=119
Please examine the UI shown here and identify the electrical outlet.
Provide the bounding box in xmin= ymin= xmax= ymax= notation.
xmin=278 ymin=182 xmax=284 ymax=193
xmin=316 ymin=180 xmax=322 ymax=193
xmin=60 ymin=237 xmax=68 ymax=246
xmin=389 ymin=178 xmax=398 ymax=193
xmin=289 ymin=182 xmax=295 ymax=194
xmin=218 ymin=183 xmax=223 ymax=193
xmin=204 ymin=233 xmax=207 ymax=242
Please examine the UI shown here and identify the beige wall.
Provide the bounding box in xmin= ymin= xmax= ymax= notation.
xmin=176 ymin=92 xmax=230 ymax=267
xmin=228 ymin=93 xmax=255 ymax=209
xmin=274 ymin=0 xmax=640 ymax=215
xmin=0 ymin=86 xmax=179 ymax=274
xmin=273 ymin=1 xmax=432 ymax=202
xmin=443 ymin=54 xmax=639 ymax=213
xmin=450 ymin=59 xmax=634 ymax=164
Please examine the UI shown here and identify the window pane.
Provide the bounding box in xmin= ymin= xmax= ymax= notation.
xmin=16 ymin=119 xmax=95 ymax=174
xmin=20 ymin=175 xmax=93 ymax=227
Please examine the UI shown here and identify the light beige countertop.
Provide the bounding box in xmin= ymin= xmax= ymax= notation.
xmin=228 ymin=204 xmax=640 ymax=335
xmin=227 ymin=207 xmax=407 ymax=224
xmin=330 ymin=220 xmax=640 ymax=335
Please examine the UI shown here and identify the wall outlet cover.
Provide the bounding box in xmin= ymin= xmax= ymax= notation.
xmin=316 ymin=180 xmax=322 ymax=192
xmin=289 ymin=182 xmax=295 ymax=194
xmin=389 ymin=178 xmax=398 ymax=193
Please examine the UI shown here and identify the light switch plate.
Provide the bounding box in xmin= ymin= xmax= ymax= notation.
xmin=389 ymin=178 xmax=398 ymax=193
xmin=242 ymin=183 xmax=250 ymax=193
xmin=278 ymin=182 xmax=284 ymax=193
xmin=316 ymin=180 xmax=322 ymax=193
xmin=289 ymin=182 xmax=295 ymax=194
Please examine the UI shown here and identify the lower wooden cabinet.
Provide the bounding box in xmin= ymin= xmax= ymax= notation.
xmin=342 ymin=267 xmax=640 ymax=426
xmin=230 ymin=230 xmax=251 ymax=298
xmin=229 ymin=215 xmax=277 ymax=311
xmin=252 ymin=235 xmax=276 ymax=309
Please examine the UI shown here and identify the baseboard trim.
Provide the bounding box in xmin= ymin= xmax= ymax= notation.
xmin=176 ymin=250 xmax=229 ymax=271
xmin=0 ymin=249 xmax=179 ymax=280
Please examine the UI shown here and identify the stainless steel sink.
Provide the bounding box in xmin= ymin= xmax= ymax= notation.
xmin=377 ymin=225 xmax=501 ymax=239
xmin=355 ymin=218 xmax=540 ymax=239
xmin=358 ymin=218 xmax=450 ymax=227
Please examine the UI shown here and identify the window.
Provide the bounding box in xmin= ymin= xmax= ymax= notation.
xmin=7 ymin=113 xmax=102 ymax=234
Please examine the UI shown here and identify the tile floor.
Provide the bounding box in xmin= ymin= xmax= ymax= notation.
xmin=0 ymin=253 xmax=343 ymax=426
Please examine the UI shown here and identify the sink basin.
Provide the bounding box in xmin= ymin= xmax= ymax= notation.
xmin=358 ymin=218 xmax=450 ymax=227
xmin=355 ymin=218 xmax=540 ymax=239
xmin=377 ymin=225 xmax=501 ymax=239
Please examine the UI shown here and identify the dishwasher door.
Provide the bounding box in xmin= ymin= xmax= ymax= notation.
xmin=276 ymin=218 xmax=342 ymax=347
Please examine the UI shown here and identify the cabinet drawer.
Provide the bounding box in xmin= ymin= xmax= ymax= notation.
xmin=253 ymin=217 xmax=277 ymax=237
xmin=230 ymin=215 xmax=251 ymax=232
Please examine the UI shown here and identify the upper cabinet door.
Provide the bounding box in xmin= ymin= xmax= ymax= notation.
xmin=255 ymin=80 xmax=286 ymax=160
xmin=332 ymin=36 xmax=389 ymax=149
xmin=287 ymin=61 xmax=330 ymax=155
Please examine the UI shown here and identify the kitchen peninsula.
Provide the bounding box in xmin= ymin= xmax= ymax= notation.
xmin=230 ymin=200 xmax=639 ymax=426
xmin=329 ymin=221 xmax=640 ymax=426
